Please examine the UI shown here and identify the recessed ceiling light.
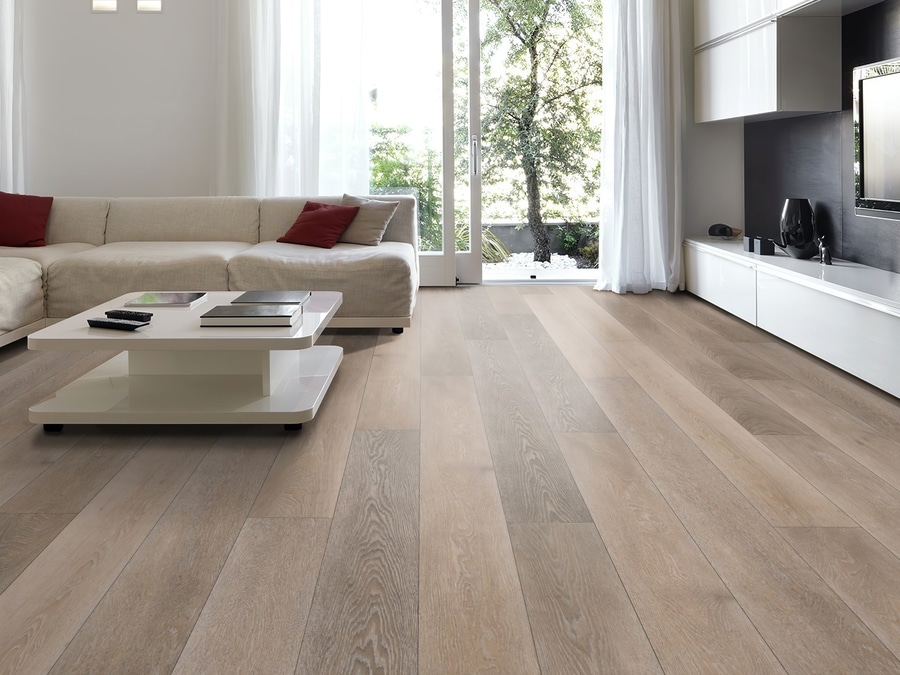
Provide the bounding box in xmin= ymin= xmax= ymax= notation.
xmin=92 ymin=0 xmax=117 ymax=12
xmin=137 ymin=0 xmax=162 ymax=12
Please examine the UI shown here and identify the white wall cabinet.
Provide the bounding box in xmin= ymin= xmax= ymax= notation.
xmin=694 ymin=16 xmax=840 ymax=123
xmin=684 ymin=238 xmax=900 ymax=399
xmin=694 ymin=0 xmax=775 ymax=47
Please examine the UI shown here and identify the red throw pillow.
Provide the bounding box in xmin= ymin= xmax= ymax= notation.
xmin=0 ymin=191 xmax=54 ymax=247
xmin=277 ymin=201 xmax=361 ymax=248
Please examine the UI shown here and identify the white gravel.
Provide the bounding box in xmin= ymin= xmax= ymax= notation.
xmin=485 ymin=252 xmax=580 ymax=269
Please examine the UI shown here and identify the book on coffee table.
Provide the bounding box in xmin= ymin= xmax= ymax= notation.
xmin=231 ymin=290 xmax=311 ymax=305
xmin=125 ymin=292 xmax=207 ymax=308
xmin=200 ymin=303 xmax=303 ymax=327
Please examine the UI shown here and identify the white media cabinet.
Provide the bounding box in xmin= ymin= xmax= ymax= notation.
xmin=684 ymin=237 xmax=900 ymax=399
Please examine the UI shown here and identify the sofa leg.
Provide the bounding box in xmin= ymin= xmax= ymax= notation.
xmin=392 ymin=327 xmax=404 ymax=334
xmin=43 ymin=424 xmax=64 ymax=433
xmin=284 ymin=423 xmax=302 ymax=431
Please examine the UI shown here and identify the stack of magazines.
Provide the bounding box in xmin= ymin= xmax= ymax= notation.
xmin=200 ymin=290 xmax=311 ymax=327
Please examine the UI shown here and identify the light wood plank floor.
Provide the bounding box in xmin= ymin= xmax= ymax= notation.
xmin=1 ymin=286 xmax=899 ymax=674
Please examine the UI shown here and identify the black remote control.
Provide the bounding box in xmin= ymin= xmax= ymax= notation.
xmin=87 ymin=317 xmax=151 ymax=331
xmin=105 ymin=309 xmax=153 ymax=322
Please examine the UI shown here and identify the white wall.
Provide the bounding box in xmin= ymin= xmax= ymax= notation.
xmin=24 ymin=0 xmax=217 ymax=197
xmin=22 ymin=0 xmax=746 ymax=228
xmin=680 ymin=0 xmax=745 ymax=238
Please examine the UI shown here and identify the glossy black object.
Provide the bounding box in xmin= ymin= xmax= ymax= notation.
xmin=708 ymin=223 xmax=734 ymax=237
xmin=776 ymin=198 xmax=818 ymax=259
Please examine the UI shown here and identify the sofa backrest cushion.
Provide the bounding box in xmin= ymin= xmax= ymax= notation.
xmin=45 ymin=197 xmax=110 ymax=246
xmin=105 ymin=197 xmax=260 ymax=244
xmin=259 ymin=195 xmax=417 ymax=248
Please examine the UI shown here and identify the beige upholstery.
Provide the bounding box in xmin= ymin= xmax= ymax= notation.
xmin=45 ymin=197 xmax=109 ymax=246
xmin=0 ymin=258 xmax=44 ymax=334
xmin=106 ymin=197 xmax=260 ymax=243
xmin=47 ymin=241 xmax=252 ymax=317
xmin=227 ymin=240 xmax=418 ymax=320
xmin=0 ymin=193 xmax=418 ymax=337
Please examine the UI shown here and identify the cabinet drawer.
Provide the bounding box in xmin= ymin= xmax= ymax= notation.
xmin=684 ymin=244 xmax=757 ymax=324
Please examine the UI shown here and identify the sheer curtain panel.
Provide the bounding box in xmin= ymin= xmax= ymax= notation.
xmin=215 ymin=0 xmax=368 ymax=197
xmin=595 ymin=0 xmax=684 ymax=294
xmin=0 ymin=0 xmax=24 ymax=192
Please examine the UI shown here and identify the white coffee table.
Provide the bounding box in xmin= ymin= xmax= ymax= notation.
xmin=27 ymin=291 xmax=343 ymax=431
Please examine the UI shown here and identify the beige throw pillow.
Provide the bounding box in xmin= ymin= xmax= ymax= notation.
xmin=338 ymin=194 xmax=400 ymax=246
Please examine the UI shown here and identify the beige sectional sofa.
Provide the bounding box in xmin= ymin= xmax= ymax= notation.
xmin=0 ymin=194 xmax=419 ymax=348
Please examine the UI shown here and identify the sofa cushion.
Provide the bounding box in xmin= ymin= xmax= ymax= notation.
xmin=277 ymin=201 xmax=360 ymax=248
xmin=46 ymin=241 xmax=252 ymax=318
xmin=0 ymin=191 xmax=54 ymax=247
xmin=105 ymin=197 xmax=260 ymax=244
xmin=45 ymin=197 xmax=110 ymax=246
xmin=0 ymin=243 xmax=96 ymax=278
xmin=227 ymin=240 xmax=419 ymax=320
xmin=339 ymin=194 xmax=400 ymax=246
xmin=0 ymin=258 xmax=44 ymax=333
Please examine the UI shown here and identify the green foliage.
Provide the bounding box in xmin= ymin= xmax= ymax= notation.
xmin=579 ymin=239 xmax=599 ymax=266
xmin=369 ymin=124 xmax=443 ymax=251
xmin=552 ymin=220 xmax=599 ymax=255
xmin=475 ymin=0 xmax=604 ymax=261
xmin=456 ymin=224 xmax=511 ymax=263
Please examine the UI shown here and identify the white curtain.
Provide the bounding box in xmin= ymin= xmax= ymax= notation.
xmin=595 ymin=0 xmax=684 ymax=293
xmin=0 ymin=0 xmax=25 ymax=192
xmin=215 ymin=0 xmax=368 ymax=197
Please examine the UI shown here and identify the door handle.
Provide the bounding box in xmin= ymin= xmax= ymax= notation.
xmin=471 ymin=135 xmax=480 ymax=177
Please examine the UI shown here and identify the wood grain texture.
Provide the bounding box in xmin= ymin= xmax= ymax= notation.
xmin=509 ymin=522 xmax=662 ymax=674
xmin=485 ymin=284 xmax=533 ymax=315
xmin=599 ymin=340 xmax=854 ymax=528
xmin=419 ymin=375 xmax=540 ymax=674
xmin=2 ymin=287 xmax=900 ymax=674
xmin=555 ymin=285 xmax=638 ymax=342
xmin=0 ymin=512 xmax=73 ymax=593
xmin=587 ymin=377 xmax=900 ymax=673
xmin=173 ymin=517 xmax=331 ymax=675
xmin=50 ymin=428 xmax=281 ymax=675
xmin=779 ymin=526 xmax=900 ymax=660
xmin=455 ymin=285 xmax=509 ymax=340
xmin=525 ymin=292 xmax=629 ymax=378
xmin=358 ymin=319 xmax=422 ymax=430
xmin=760 ymin=434 xmax=900 ymax=559
xmin=250 ymin=334 xmax=376 ymax=518
xmin=0 ymin=434 xmax=211 ymax=675
xmin=420 ymin=288 xmax=471 ymax=377
xmin=593 ymin=291 xmax=813 ymax=435
xmin=739 ymin=340 xmax=900 ymax=441
xmin=558 ymin=431 xmax=785 ymax=674
xmin=749 ymin=378 xmax=900 ymax=486
xmin=468 ymin=338 xmax=592 ymax=524
xmin=296 ymin=430 xmax=419 ymax=675
xmin=504 ymin=314 xmax=614 ymax=433
xmin=627 ymin=291 xmax=788 ymax=379
xmin=0 ymin=430 xmax=146 ymax=514
xmin=0 ymin=349 xmax=117 ymax=448
xmin=0 ymin=425 xmax=85 ymax=507
xmin=663 ymin=290 xmax=772 ymax=343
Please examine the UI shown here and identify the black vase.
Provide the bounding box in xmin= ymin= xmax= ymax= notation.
xmin=776 ymin=198 xmax=818 ymax=259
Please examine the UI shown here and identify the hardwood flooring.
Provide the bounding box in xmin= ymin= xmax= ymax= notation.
xmin=1 ymin=286 xmax=899 ymax=674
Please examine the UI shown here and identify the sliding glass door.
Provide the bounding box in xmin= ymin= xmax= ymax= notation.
xmin=362 ymin=0 xmax=481 ymax=286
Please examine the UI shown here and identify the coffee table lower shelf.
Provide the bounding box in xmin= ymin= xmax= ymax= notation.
xmin=29 ymin=345 xmax=343 ymax=430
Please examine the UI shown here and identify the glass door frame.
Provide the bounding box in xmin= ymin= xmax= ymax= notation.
xmin=416 ymin=0 xmax=482 ymax=287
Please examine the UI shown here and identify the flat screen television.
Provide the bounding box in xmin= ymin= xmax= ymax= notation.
xmin=854 ymin=57 xmax=900 ymax=220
